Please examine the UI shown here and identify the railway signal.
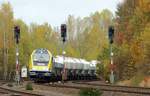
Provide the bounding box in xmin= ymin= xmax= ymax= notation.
xmin=108 ymin=26 xmax=114 ymax=44
xmin=60 ymin=24 xmax=67 ymax=82
xmin=14 ymin=26 xmax=20 ymax=44
xmin=61 ymin=24 xmax=67 ymax=43
xmin=108 ymin=26 xmax=115 ymax=84
xmin=14 ymin=25 xmax=20 ymax=85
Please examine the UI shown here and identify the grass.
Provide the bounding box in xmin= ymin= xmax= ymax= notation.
xmin=79 ymin=87 xmax=103 ymax=96
xmin=26 ymin=82 xmax=33 ymax=90
xmin=130 ymin=73 xmax=145 ymax=86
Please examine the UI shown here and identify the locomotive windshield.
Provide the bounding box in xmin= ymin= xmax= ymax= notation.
xmin=32 ymin=49 xmax=50 ymax=66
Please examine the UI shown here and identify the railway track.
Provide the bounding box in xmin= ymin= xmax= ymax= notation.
xmin=0 ymin=85 xmax=44 ymax=96
xmin=42 ymin=80 xmax=150 ymax=95
xmin=73 ymin=81 xmax=150 ymax=95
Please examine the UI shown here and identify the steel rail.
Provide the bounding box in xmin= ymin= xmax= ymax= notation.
xmin=0 ymin=86 xmax=44 ymax=96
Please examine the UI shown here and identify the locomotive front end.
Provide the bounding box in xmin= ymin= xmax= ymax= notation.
xmin=28 ymin=48 xmax=53 ymax=82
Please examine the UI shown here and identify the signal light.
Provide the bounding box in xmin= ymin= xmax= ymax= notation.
xmin=108 ymin=26 xmax=114 ymax=44
xmin=14 ymin=26 xmax=20 ymax=44
xmin=61 ymin=24 xmax=67 ymax=43
xmin=61 ymin=24 xmax=67 ymax=38
xmin=63 ymin=37 xmax=66 ymax=42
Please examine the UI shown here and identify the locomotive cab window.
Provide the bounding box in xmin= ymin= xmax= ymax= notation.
xmin=32 ymin=49 xmax=50 ymax=66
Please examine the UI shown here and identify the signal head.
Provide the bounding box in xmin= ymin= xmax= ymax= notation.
xmin=61 ymin=24 xmax=67 ymax=38
xmin=108 ymin=26 xmax=114 ymax=44
xmin=14 ymin=26 xmax=20 ymax=44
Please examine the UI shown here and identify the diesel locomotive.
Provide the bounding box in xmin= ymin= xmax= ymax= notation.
xmin=28 ymin=48 xmax=97 ymax=82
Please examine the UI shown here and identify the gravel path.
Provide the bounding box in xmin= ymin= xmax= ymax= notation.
xmin=33 ymin=84 xmax=79 ymax=96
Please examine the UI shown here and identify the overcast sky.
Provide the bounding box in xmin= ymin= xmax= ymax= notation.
xmin=0 ymin=0 xmax=123 ymax=27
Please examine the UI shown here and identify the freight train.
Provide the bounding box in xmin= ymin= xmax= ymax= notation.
xmin=28 ymin=48 xmax=98 ymax=82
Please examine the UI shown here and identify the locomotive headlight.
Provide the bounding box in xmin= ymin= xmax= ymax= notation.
xmin=32 ymin=67 xmax=36 ymax=71
xmin=43 ymin=67 xmax=49 ymax=71
xmin=44 ymin=72 xmax=51 ymax=76
xmin=30 ymin=71 xmax=36 ymax=75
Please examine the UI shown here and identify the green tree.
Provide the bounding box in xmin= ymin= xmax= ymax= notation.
xmin=0 ymin=2 xmax=14 ymax=80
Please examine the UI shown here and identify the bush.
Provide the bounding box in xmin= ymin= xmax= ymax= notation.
xmin=26 ymin=82 xmax=33 ymax=90
xmin=79 ymin=88 xmax=103 ymax=96
xmin=131 ymin=73 xmax=145 ymax=86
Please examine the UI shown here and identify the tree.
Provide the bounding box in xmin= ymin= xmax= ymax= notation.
xmin=115 ymin=0 xmax=150 ymax=80
xmin=0 ymin=2 xmax=14 ymax=80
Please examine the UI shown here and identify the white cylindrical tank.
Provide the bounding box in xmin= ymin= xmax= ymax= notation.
xmin=65 ymin=57 xmax=72 ymax=69
xmin=54 ymin=56 xmax=64 ymax=68
xmin=82 ymin=59 xmax=90 ymax=70
xmin=90 ymin=60 xmax=99 ymax=70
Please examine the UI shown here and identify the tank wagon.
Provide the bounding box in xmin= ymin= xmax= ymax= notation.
xmin=53 ymin=56 xmax=97 ymax=80
xmin=28 ymin=48 xmax=97 ymax=82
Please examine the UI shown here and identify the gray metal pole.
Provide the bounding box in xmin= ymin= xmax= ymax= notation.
xmin=3 ymin=29 xmax=8 ymax=80
xmin=110 ymin=44 xmax=114 ymax=84
xmin=16 ymin=44 xmax=20 ymax=85
xmin=3 ymin=30 xmax=6 ymax=80
xmin=62 ymin=42 xmax=66 ymax=82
